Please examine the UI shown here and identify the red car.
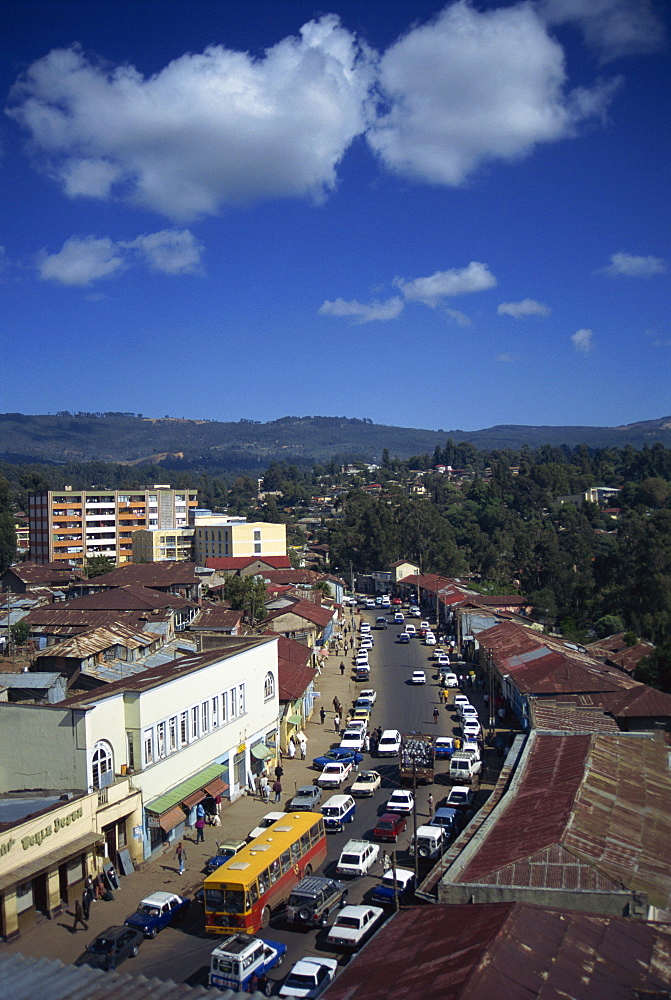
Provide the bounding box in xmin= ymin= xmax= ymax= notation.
xmin=373 ymin=812 xmax=407 ymax=843
xmin=391 ymin=598 xmax=402 ymax=606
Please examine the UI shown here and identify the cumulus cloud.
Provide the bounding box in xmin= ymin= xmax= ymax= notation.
xmin=318 ymin=296 xmax=404 ymax=323
xmin=366 ymin=0 xmax=621 ymax=186
xmin=571 ymin=327 xmax=594 ymax=352
xmin=38 ymin=236 xmax=125 ymax=285
xmin=6 ymin=16 xmax=374 ymax=221
xmin=601 ymin=251 xmax=666 ymax=276
xmin=498 ymin=298 xmax=550 ymax=318
xmin=445 ymin=307 xmax=472 ymax=327
xmin=395 ymin=261 xmax=496 ymax=306
xmin=38 ymin=228 xmax=203 ymax=285
xmin=540 ymin=0 xmax=665 ymax=63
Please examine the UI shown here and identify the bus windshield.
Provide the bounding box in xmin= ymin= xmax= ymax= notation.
xmin=206 ymin=886 xmax=247 ymax=913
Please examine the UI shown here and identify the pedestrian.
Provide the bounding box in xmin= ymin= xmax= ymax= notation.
xmin=81 ymin=889 xmax=91 ymax=923
xmin=340 ymin=661 xmax=345 ymax=675
xmin=427 ymin=793 xmax=434 ymax=814
xmin=84 ymin=874 xmax=94 ymax=907
xmin=288 ymin=738 xmax=296 ymax=760
xmin=382 ymin=851 xmax=391 ymax=872
xmin=370 ymin=733 xmax=378 ymax=755
xmin=175 ymin=842 xmax=186 ymax=874
xmin=349 ymin=637 xmax=354 ymax=650
xmin=498 ymin=706 xmax=505 ymax=725
xmin=333 ymin=696 xmax=339 ymax=712
xmin=334 ymin=714 xmax=341 ymax=733
xmin=215 ymin=793 xmax=222 ymax=816
xmin=438 ymin=687 xmax=445 ymax=704
xmin=364 ymin=732 xmax=370 ymax=752
xmin=274 ymin=763 xmax=284 ymax=780
xmin=196 ymin=802 xmax=205 ymax=820
xmin=299 ymin=736 xmax=307 ymax=760
xmin=336 ymin=698 xmax=343 ymax=715
xmin=433 ymin=707 xmax=439 ymax=724
xmin=262 ymin=778 xmax=271 ymax=803
xmin=195 ymin=816 xmax=205 ymax=843
xmin=72 ymin=897 xmax=88 ymax=932
xmin=320 ymin=706 xmax=326 ymax=725
xmin=94 ymin=873 xmax=105 ymax=900
xmin=273 ymin=779 xmax=282 ymax=803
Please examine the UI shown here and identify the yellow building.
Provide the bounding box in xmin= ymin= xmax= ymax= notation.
xmin=193 ymin=516 xmax=286 ymax=565
xmin=132 ymin=527 xmax=195 ymax=562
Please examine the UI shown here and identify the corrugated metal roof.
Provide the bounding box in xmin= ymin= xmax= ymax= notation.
xmin=36 ymin=623 xmax=162 ymax=659
xmin=0 ymin=952 xmax=267 ymax=999
xmin=0 ymin=672 xmax=63 ymax=689
xmin=530 ymin=699 xmax=620 ymax=734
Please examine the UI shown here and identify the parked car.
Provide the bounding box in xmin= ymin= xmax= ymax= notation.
xmin=326 ymin=905 xmax=384 ymax=950
xmin=354 ymin=696 xmax=374 ymax=713
xmin=441 ymin=671 xmax=459 ymax=688
xmin=336 ymin=839 xmax=380 ymax=877
xmin=248 ymin=811 xmax=287 ymax=841
xmin=318 ymin=761 xmax=353 ymax=788
xmin=385 ymin=789 xmax=414 ymax=814
xmin=409 ymin=825 xmax=447 ymax=859
xmin=373 ymin=812 xmax=407 ymax=842
xmin=204 ymin=839 xmax=247 ymax=874
xmin=289 ymin=785 xmax=323 ymax=812
xmin=350 ymin=769 xmax=381 ymax=797
xmin=424 ymin=633 xmax=437 ymax=646
xmin=359 ymin=622 xmax=371 ymax=634
xmin=377 ymin=730 xmax=401 ymax=757
xmin=404 ymin=624 xmax=417 ymax=636
xmin=359 ymin=637 xmax=373 ymax=650
xmin=279 ymin=956 xmax=339 ymax=998
xmin=445 ymin=785 xmax=475 ymax=810
xmin=285 ymin=876 xmax=349 ymax=929
xmin=462 ymin=738 xmax=481 ymax=760
xmin=339 ymin=729 xmax=365 ymax=753
xmin=410 ymin=670 xmax=426 ymax=684
xmin=429 ymin=806 xmax=461 ymax=839
xmin=351 ymin=708 xmax=371 ymax=727
xmin=370 ymin=868 xmax=416 ymax=906
xmin=398 ymin=632 xmax=410 ymax=643
xmin=419 ymin=621 xmax=430 ymax=632
xmin=453 ymin=694 xmax=470 ymax=712
xmin=75 ymin=925 xmax=144 ymax=970
xmin=124 ymin=891 xmax=190 ymax=938
xmin=436 ymin=654 xmax=450 ymax=668
xmin=360 ymin=688 xmax=377 ymax=704
xmin=313 ymin=748 xmax=363 ymax=769
xmin=462 ymin=721 xmax=482 ymax=740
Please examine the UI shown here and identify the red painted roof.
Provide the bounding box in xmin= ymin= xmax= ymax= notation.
xmin=263 ymin=598 xmax=334 ymax=629
xmin=90 ymin=560 xmax=200 ymax=586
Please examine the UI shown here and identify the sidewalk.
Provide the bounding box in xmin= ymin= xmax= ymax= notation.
xmin=0 ymin=623 xmax=363 ymax=965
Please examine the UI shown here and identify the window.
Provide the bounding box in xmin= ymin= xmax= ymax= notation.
xmin=239 ymin=684 xmax=245 ymax=715
xmin=191 ymin=707 xmax=199 ymax=739
xmin=180 ymin=711 xmax=188 ymax=745
xmin=254 ymin=542 xmax=262 ymax=554
xmin=169 ymin=717 xmax=177 ymax=752
xmin=67 ymin=856 xmax=84 ymax=885
xmin=92 ymin=740 xmax=114 ymax=789
xmin=221 ymin=691 xmax=228 ymax=723
xmin=156 ymin=721 xmax=166 ymax=758
xmin=16 ymin=881 xmax=34 ymax=914
xmin=264 ymin=672 xmax=275 ymax=700
xmin=126 ymin=732 xmax=135 ymax=771
xmin=212 ymin=696 xmax=219 ymax=728
xmin=202 ymin=701 xmax=209 ymax=733
xmin=229 ymin=688 xmax=237 ymax=720
xmin=143 ymin=729 xmax=154 ymax=766
xmin=254 ymin=530 xmax=261 ymax=541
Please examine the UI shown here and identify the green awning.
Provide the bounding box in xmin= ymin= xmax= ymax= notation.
xmin=146 ymin=762 xmax=226 ymax=816
xmin=286 ymin=714 xmax=302 ymax=726
xmin=251 ymin=743 xmax=273 ymax=760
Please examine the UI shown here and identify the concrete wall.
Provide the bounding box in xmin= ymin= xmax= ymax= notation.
xmin=0 ymin=703 xmax=89 ymax=791
xmin=437 ymin=881 xmax=634 ymax=916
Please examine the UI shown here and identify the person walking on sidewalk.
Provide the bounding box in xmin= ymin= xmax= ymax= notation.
xmin=273 ymin=779 xmax=282 ymax=803
xmin=427 ymin=793 xmax=434 ymax=815
xmin=433 ymin=707 xmax=439 ymax=724
xmin=195 ymin=816 xmax=205 ymax=843
xmin=320 ymin=706 xmax=326 ymax=725
xmin=334 ymin=714 xmax=340 ymax=733
xmin=288 ymin=738 xmax=296 ymax=760
xmin=340 ymin=661 xmax=346 ymax=675
xmin=72 ymin=898 xmax=88 ymax=932
xmin=175 ymin=841 xmax=186 ymax=874
xmin=81 ymin=888 xmax=91 ymax=923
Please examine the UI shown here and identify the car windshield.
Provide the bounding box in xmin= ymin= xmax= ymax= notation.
xmin=322 ymin=806 xmax=341 ymax=816
xmin=358 ymin=774 xmax=375 ymax=782
xmin=295 ymin=789 xmax=313 ymax=798
xmin=89 ymin=937 xmax=116 ymax=953
xmin=139 ymin=905 xmax=161 ymax=916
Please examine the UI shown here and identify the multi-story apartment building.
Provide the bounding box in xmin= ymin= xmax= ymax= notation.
xmin=132 ymin=526 xmax=195 ymax=563
xmin=192 ymin=513 xmax=286 ymax=565
xmin=29 ymin=485 xmax=198 ymax=567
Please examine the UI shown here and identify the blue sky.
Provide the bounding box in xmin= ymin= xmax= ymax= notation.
xmin=3 ymin=0 xmax=669 ymax=432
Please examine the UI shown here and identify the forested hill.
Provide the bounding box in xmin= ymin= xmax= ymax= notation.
xmin=1 ymin=412 xmax=670 ymax=468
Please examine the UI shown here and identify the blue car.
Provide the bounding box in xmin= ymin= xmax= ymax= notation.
xmin=371 ymin=868 xmax=416 ymax=906
xmin=124 ymin=891 xmax=190 ymax=938
xmin=312 ymin=748 xmax=364 ymax=770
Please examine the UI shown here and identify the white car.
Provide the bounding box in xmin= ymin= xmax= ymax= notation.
xmin=336 ymin=839 xmax=380 ymax=878
xmin=424 ymin=633 xmax=436 ymax=646
xmin=419 ymin=621 xmax=430 ymax=631
xmin=247 ymin=811 xmax=287 ymax=841
xmin=279 ymin=957 xmax=338 ymax=999
xmin=377 ymin=730 xmax=401 ymax=756
xmin=385 ymin=789 xmax=414 ymax=814
xmin=445 ymin=785 xmax=475 ymax=810
xmin=350 ymin=770 xmax=382 ymax=797
xmin=359 ymin=636 xmax=373 ymax=649
xmin=404 ymin=624 xmax=416 ymax=636
xmin=459 ymin=705 xmax=478 ymax=722
xmin=355 ymin=652 xmax=369 ymax=668
xmin=318 ymin=762 xmax=353 ymax=788
xmin=462 ymin=721 xmax=481 ymax=740
xmin=340 ymin=730 xmax=365 ymax=752
xmin=394 ymin=612 xmax=405 ymax=623
xmin=442 ymin=671 xmax=459 ymax=687
xmin=454 ymin=694 xmax=470 ymax=712
xmin=360 ymin=688 xmax=377 ymax=704
xmin=326 ymin=904 xmax=384 ymax=949
xmin=346 ymin=718 xmax=367 ymax=732
xmin=410 ymin=670 xmax=426 ymax=684
xmin=359 ymin=622 xmax=371 ymax=635
xmin=462 ymin=738 xmax=481 ymax=759
xmin=436 ymin=654 xmax=450 ymax=668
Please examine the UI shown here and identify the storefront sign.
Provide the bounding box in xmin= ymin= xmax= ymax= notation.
xmin=20 ymin=805 xmax=84 ymax=851
xmin=237 ymin=743 xmax=246 ymax=754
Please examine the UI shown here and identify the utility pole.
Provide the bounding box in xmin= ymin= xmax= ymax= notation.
xmin=391 ymin=849 xmax=399 ymax=912
xmin=412 ymin=761 xmax=419 ymax=882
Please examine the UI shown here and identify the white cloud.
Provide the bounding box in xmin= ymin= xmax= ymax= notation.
xmin=540 ymin=0 xmax=665 ymax=63
xmin=318 ymin=296 xmax=404 ymax=323
xmin=366 ymin=0 xmax=621 ymax=186
xmin=127 ymin=229 xmax=204 ymax=275
xmin=498 ymin=298 xmax=550 ymax=318
xmin=395 ymin=261 xmax=497 ymax=306
xmin=38 ymin=236 xmax=125 ymax=285
xmin=445 ymin=307 xmax=472 ymax=327
xmin=7 ymin=16 xmax=374 ymax=221
xmin=38 ymin=228 xmax=203 ymax=285
xmin=601 ymin=251 xmax=666 ymax=276
xmin=571 ymin=327 xmax=594 ymax=352
xmin=496 ymin=352 xmax=520 ymax=363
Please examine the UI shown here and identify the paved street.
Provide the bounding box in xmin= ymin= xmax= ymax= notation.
xmin=1 ymin=605 xmax=510 ymax=988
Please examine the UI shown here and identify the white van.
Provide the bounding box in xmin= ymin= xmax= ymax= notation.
xmin=321 ymin=793 xmax=356 ymax=832
xmin=410 ymin=825 xmax=446 ymax=859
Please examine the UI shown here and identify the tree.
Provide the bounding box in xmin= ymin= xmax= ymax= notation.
xmin=224 ymin=576 xmax=267 ymax=624
xmin=0 ymin=511 xmax=16 ymax=574
xmin=10 ymin=620 xmax=30 ymax=646
xmin=635 ymin=643 xmax=671 ymax=694
xmin=85 ymin=555 xmax=116 ymax=578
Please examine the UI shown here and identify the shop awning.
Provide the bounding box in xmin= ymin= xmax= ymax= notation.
xmin=286 ymin=714 xmax=302 ymax=726
xmin=146 ymin=762 xmax=228 ymax=817
xmin=250 ymin=743 xmax=273 ymax=761
xmin=158 ymin=805 xmax=186 ymax=833
xmin=204 ymin=777 xmax=228 ymax=798
xmin=0 ymin=831 xmax=103 ymax=894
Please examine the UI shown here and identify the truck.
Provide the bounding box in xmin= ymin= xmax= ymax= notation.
xmin=399 ymin=732 xmax=435 ymax=785
xmin=208 ymin=934 xmax=286 ymax=993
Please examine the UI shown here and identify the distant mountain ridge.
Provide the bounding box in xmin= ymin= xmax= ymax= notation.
xmin=0 ymin=412 xmax=670 ymax=468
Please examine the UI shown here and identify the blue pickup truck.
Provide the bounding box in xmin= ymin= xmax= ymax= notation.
xmin=124 ymin=890 xmax=190 ymax=938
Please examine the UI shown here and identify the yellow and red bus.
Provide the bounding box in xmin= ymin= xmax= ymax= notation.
xmin=203 ymin=811 xmax=327 ymax=935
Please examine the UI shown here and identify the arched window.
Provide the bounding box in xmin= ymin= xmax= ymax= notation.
xmin=92 ymin=740 xmax=114 ymax=789
xmin=264 ymin=672 xmax=275 ymax=700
